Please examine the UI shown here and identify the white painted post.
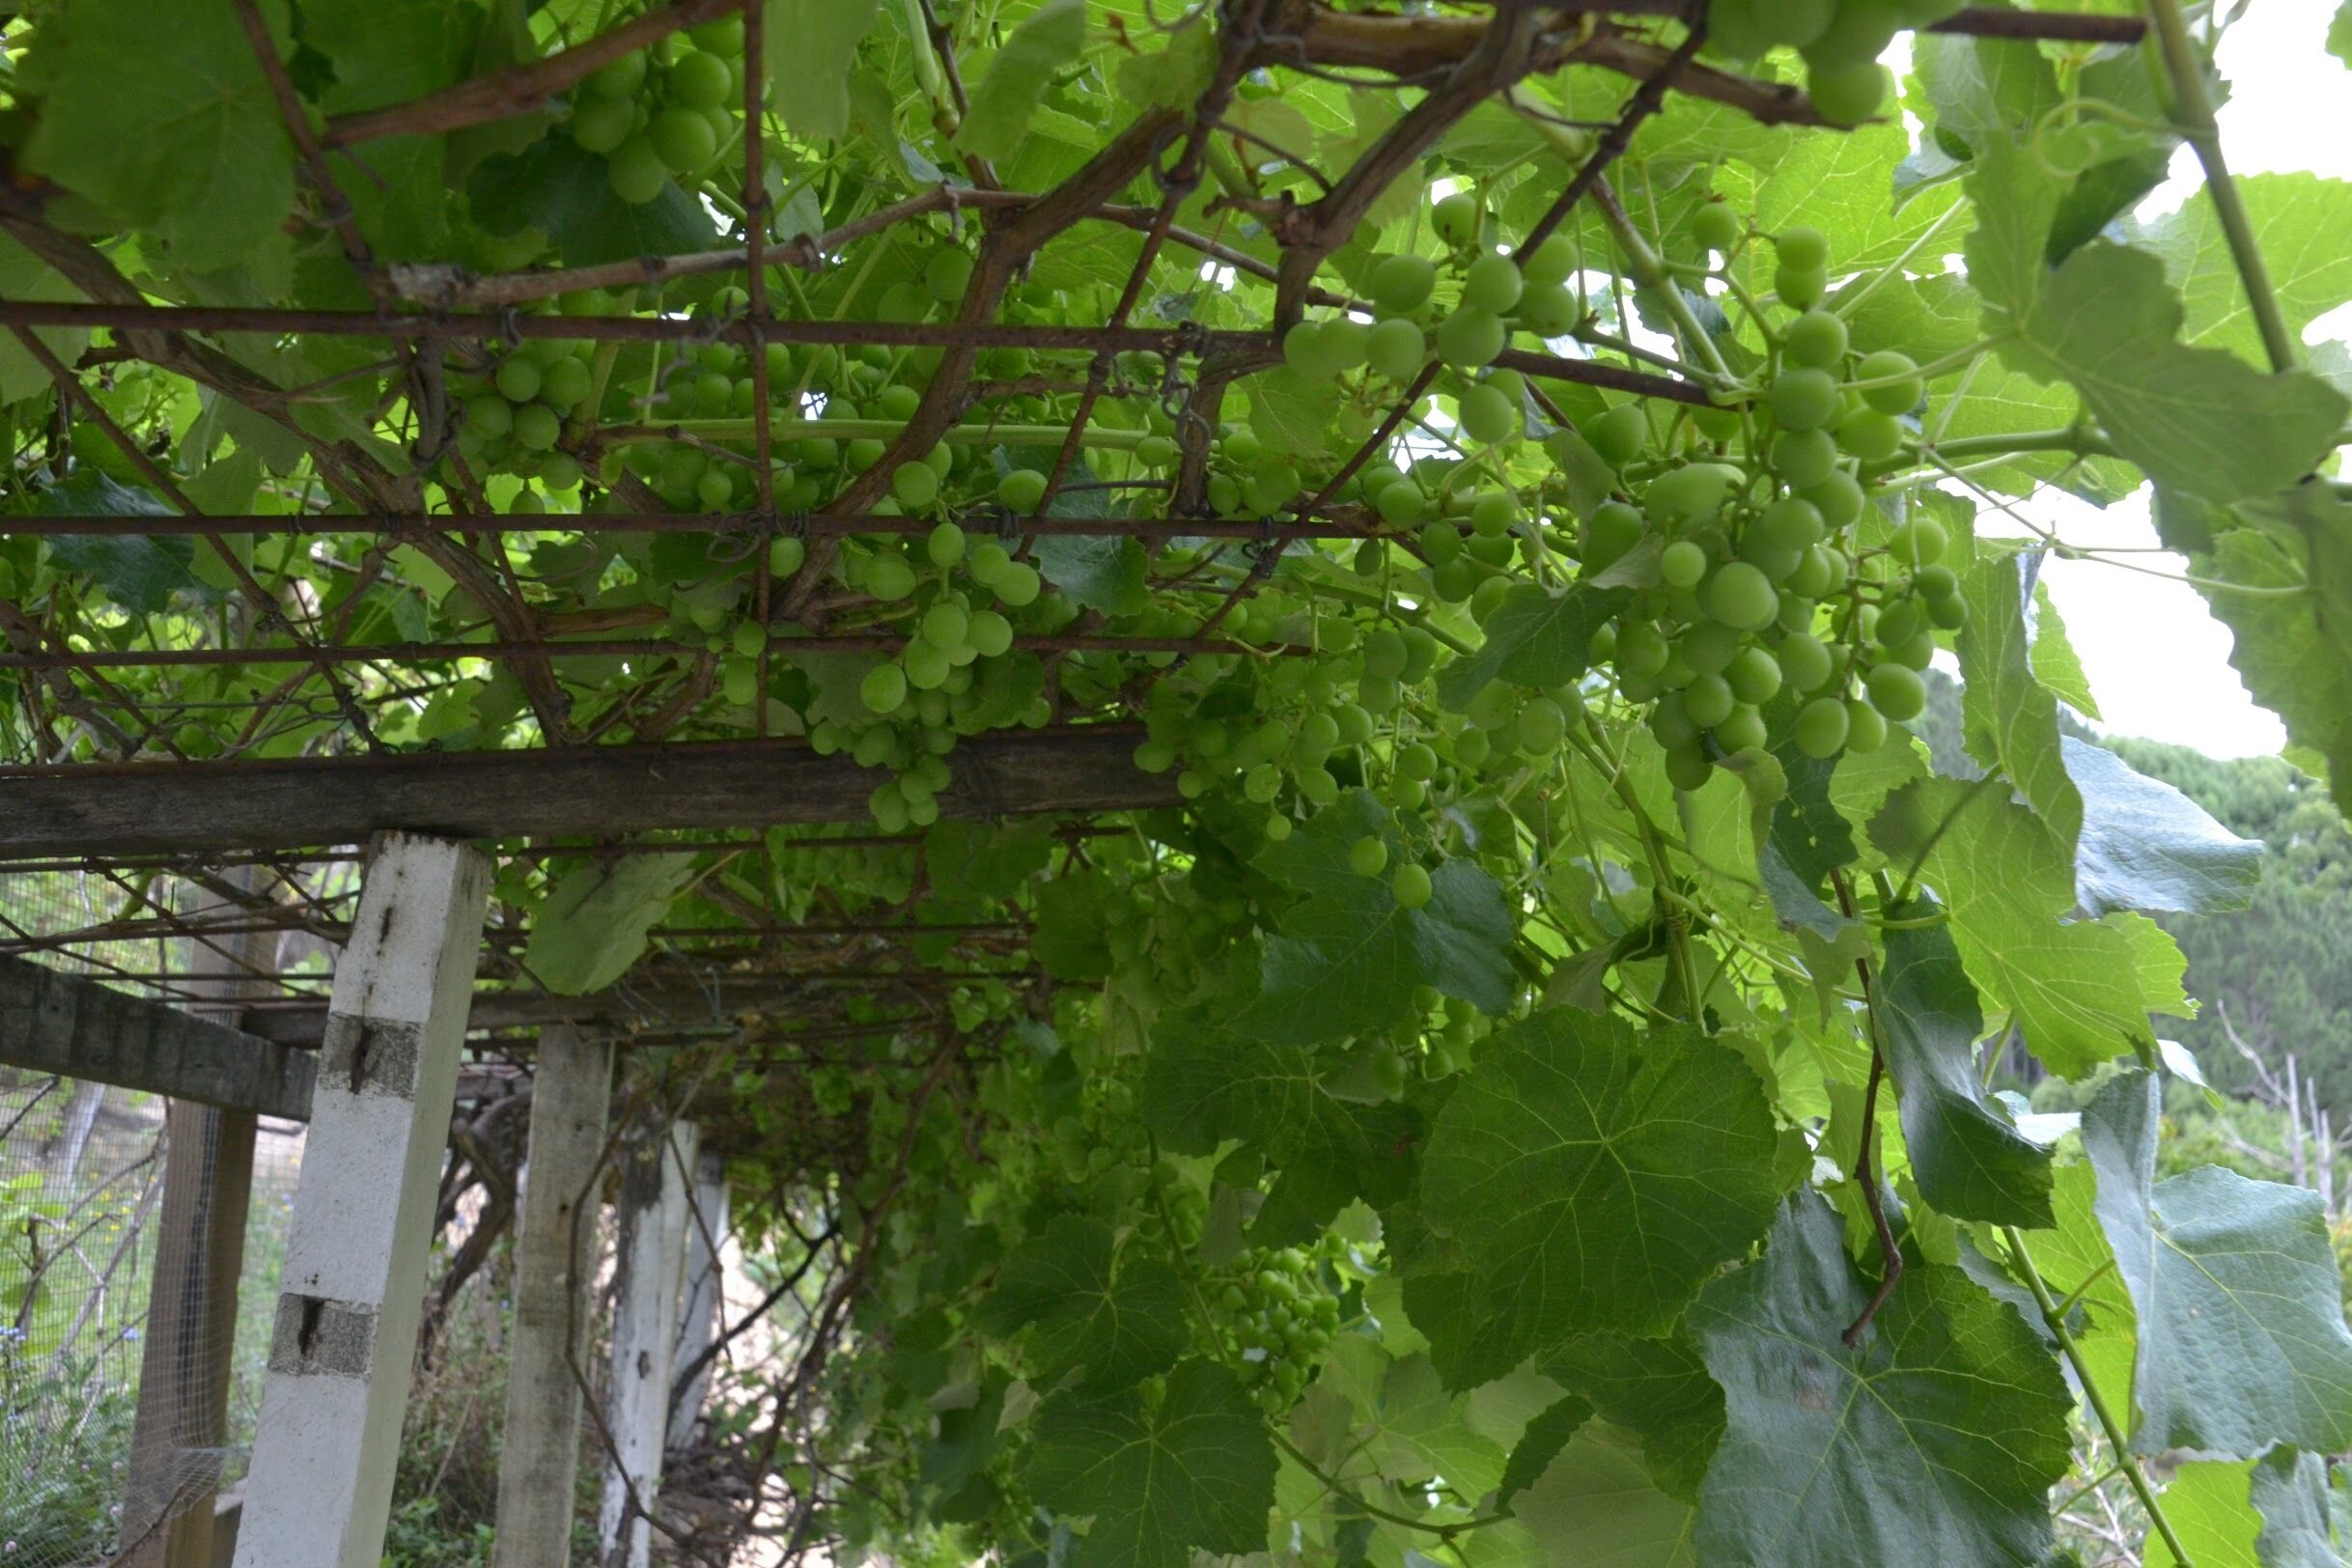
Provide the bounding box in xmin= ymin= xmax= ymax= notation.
xmin=667 ymin=1150 xmax=730 ymax=1455
xmin=490 ymin=1026 xmax=613 ymax=1568
xmin=231 ymin=834 xmax=491 ymax=1568
xmin=598 ymin=1116 xmax=699 ymax=1568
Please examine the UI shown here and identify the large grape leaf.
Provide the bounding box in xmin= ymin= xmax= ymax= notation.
xmin=1543 ymin=1330 xmax=1724 ymax=1504
xmin=523 ymin=854 xmax=701 ymax=994
xmin=974 ymin=1213 xmax=1185 ymax=1390
xmin=1236 ymin=790 xmax=1514 ymax=1043
xmin=2063 ymin=738 xmax=2263 ymax=917
xmin=1498 ymin=1420 xmax=1698 ymax=1567
xmin=2003 ymin=242 xmax=2347 ymax=505
xmin=1875 ymin=898 xmax=2055 ymax=1227
xmin=1689 ymin=1194 xmax=2073 ymax=1568
xmin=34 ymin=474 xmax=198 ymax=615
xmin=1029 ymin=534 xmax=1150 ymax=617
xmin=1497 ymin=1395 xmax=1592 ymax=1510
xmin=1141 ymin=1007 xmax=1424 ymax=1242
xmin=2083 ymin=1071 xmax=2352 ymax=1457
xmin=466 ymin=137 xmax=717 ymax=266
xmin=1417 ymin=1010 xmax=1780 ymax=1375
xmin=304 ymin=0 xmax=464 ymax=260
xmin=1956 ymin=553 xmax=2079 ymax=851
xmin=959 ymin=0 xmax=1085 ymax=161
xmin=2251 ymin=1448 xmax=2343 ymax=1568
xmin=2141 ymin=174 xmax=2352 ymax=365
xmin=1871 ymin=778 xmax=2153 ymax=1078
xmin=23 ymin=0 xmax=294 ymax=272
xmin=766 ymin=0 xmax=880 ymax=142
xmin=1437 ymin=583 xmax=1625 ymax=709
xmin=1022 ymin=1358 xmax=1275 ymax=1568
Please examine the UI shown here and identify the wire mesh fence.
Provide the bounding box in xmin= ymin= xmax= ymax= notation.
xmin=0 ymin=870 xmax=304 ymax=1568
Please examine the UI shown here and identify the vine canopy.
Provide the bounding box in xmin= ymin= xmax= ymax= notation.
xmin=4 ymin=0 xmax=2352 ymax=1563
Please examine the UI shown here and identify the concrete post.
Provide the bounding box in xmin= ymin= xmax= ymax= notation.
xmin=597 ymin=1116 xmax=699 ymax=1568
xmin=232 ymin=834 xmax=491 ymax=1568
xmin=490 ymin=1026 xmax=614 ymax=1568
xmin=119 ymin=870 xmax=270 ymax=1568
xmin=667 ymin=1151 xmax=729 ymax=1455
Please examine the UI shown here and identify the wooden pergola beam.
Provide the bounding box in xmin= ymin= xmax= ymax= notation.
xmin=0 ymin=952 xmax=315 ymax=1120
xmin=0 ymin=729 xmax=1175 ymax=856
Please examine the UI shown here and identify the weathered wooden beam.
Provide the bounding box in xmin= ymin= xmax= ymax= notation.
xmin=0 ymin=952 xmax=314 ymax=1120
xmin=0 ymin=730 xmax=1174 ymax=856
xmin=244 ymin=974 xmax=843 ymax=1048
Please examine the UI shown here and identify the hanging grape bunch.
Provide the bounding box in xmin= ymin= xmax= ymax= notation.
xmin=565 ymin=17 xmax=749 ymax=205
xmin=1706 ymin=0 xmax=1965 ymax=124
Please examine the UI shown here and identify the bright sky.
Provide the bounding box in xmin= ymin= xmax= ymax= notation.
xmin=1951 ymin=2 xmax=2346 ymax=757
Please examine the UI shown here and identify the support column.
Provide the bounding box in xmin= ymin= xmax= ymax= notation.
xmin=120 ymin=871 xmax=269 ymax=1568
xmin=667 ymin=1150 xmax=729 ymax=1455
xmin=598 ymin=1116 xmax=699 ymax=1568
xmin=232 ymin=834 xmax=491 ymax=1568
xmin=490 ymin=1026 xmax=614 ymax=1568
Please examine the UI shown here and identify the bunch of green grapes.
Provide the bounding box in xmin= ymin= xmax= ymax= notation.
xmin=1209 ymin=1244 xmax=1347 ymax=1415
xmin=1567 ymin=221 xmax=1956 ymax=787
xmin=448 ymin=336 xmax=599 ymax=490
xmin=1705 ymin=0 xmax=1967 ymax=125
xmin=564 ymin=17 xmax=749 ymax=205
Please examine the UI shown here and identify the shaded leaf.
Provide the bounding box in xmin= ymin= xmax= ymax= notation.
xmin=766 ymin=0 xmax=880 ymax=141
xmin=524 ymin=854 xmax=699 ymax=994
xmin=467 ymin=136 xmax=717 ymax=266
xmin=960 ymin=0 xmax=1085 ymax=161
xmin=2064 ymin=737 xmax=2263 ymax=917
xmin=975 ymin=1214 xmax=1185 ymax=1390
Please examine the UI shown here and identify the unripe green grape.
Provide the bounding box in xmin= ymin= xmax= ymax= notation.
xmin=1435 ymin=307 xmax=1506 ymax=369
xmin=1470 ymin=574 xmax=1513 ymax=623
xmin=1725 ymin=645 xmax=1783 ymax=705
xmin=1773 ymin=428 xmax=1839 ymax=489
xmin=1758 ymin=496 xmax=1825 ymax=553
xmin=999 ymin=468 xmax=1048 ymax=513
xmin=1679 ymin=618 xmax=1742 ymax=675
xmin=1778 ymin=226 xmax=1831 ymax=273
xmin=670 ymin=49 xmax=735 ymax=109
xmin=1845 ymin=697 xmax=1890 ymax=752
xmin=995 ymin=563 xmax=1042 ymax=606
xmin=1777 ymin=630 xmax=1834 ymax=693
xmin=1715 ymin=704 xmax=1769 ymax=752
xmin=1888 ymin=516 xmax=1948 ymax=565
xmin=1245 ymin=459 xmax=1301 ymax=515
xmin=1770 ymin=367 xmax=1842 ymax=431
xmin=1463 ymin=253 xmax=1525 ymax=315
xmin=1459 ymin=381 xmax=1517 ymax=444
xmin=648 ymin=105 xmax=719 ymax=173
xmin=968 ymin=609 xmax=1013 ymax=657
xmin=1519 ymin=696 xmax=1568 ymax=753
xmin=1890 ymin=628 xmax=1938 ymax=670
xmin=494 ymin=356 xmax=543 ymax=404
xmin=1684 ymin=672 xmax=1736 ymax=727
xmin=1806 ymin=0 xmax=1903 ymax=66
xmin=1416 ymin=523 xmax=1462 ymax=572
xmin=845 ymin=435 xmax=886 ymax=470
xmin=1297 ymin=766 xmax=1340 ymax=805
xmin=892 ymin=462 xmax=939 ymax=508
xmin=1691 ymin=201 xmax=1741 ymax=255
xmin=1864 ymin=660 xmax=1926 ymax=721
xmin=1377 ymin=479 xmax=1427 ymax=527
xmin=1586 ymin=403 xmax=1649 ymax=466
xmin=539 ymin=451 xmax=582 ymax=490
xmin=1358 ymin=671 xmax=1401 ymax=713
xmin=1432 ymin=191 xmax=1481 ymax=246
xmin=1857 ymin=349 xmax=1925 ymax=415
xmin=1664 ymin=743 xmax=1714 ymax=792
xmin=512 ymin=403 xmax=562 ymax=451
xmin=1875 ymin=599 xmax=1927 ymax=649
xmin=924 ymin=248 xmax=974 ymax=305
xmin=1582 ymin=500 xmax=1643 ymax=569
xmin=1783 ymin=309 xmax=1849 ymax=369
xmin=696 ymin=371 xmax=736 ymax=415
xmin=905 ymin=638 xmax=952 ymax=689
xmin=1805 ymin=470 xmax=1866 ymax=534
xmin=1372 ymin=253 xmax=1440 ymax=314
xmin=1661 ymin=538 xmax=1710 ymax=589
xmin=861 ymin=663 xmax=908 ymax=714
xmin=865 ymin=550 xmax=918 ymax=601
xmin=1282 ymin=320 xmax=1330 ymax=378
xmin=1522 ymin=233 xmax=1580 ymax=288
xmin=1365 ymin=317 xmax=1428 ymax=380
xmin=1392 ymin=861 xmax=1435 ymax=910
xmin=694 ymin=466 xmax=734 ymax=509
xmin=921 ymin=602 xmax=969 ymax=650
xmin=465 ymin=394 xmax=515 ymax=439
xmin=1647 ymin=691 xmax=1698 ymax=749
xmin=1809 ymin=60 xmax=1890 ymax=126
xmin=1924 ymin=592 xmax=1968 ymax=631
xmin=1646 ymin=460 xmax=1737 ymax=524
xmin=570 ymin=94 xmax=636 ymax=154
xmin=1777 ymin=264 xmax=1829 ymax=310
xmin=539 ymin=355 xmax=593 ymax=409
xmin=1794 ymin=695 xmax=1851 ymax=758
xmin=1914 ymin=564 xmax=1958 ymax=601
xmin=968 ymin=541 xmax=1012 ymax=584
xmin=1516 ymin=282 xmax=1579 ymax=336
xmin=1431 ymin=557 xmax=1477 ymax=602
xmin=1837 ymin=408 xmax=1905 ymax=462
xmin=1469 ymin=490 xmax=1517 ymax=536
xmin=1707 ymin=560 xmax=1779 ymax=630
xmin=1614 ymin=621 xmax=1669 ymax=678
xmin=1397 ymin=741 xmax=1439 ymax=781
xmin=585 ymin=50 xmax=649 ymax=98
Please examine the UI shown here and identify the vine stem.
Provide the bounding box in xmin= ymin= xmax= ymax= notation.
xmin=1832 ymin=867 xmax=1901 ymax=1347
xmin=2000 ymin=1227 xmax=2195 ymax=1567
xmin=1565 ymin=721 xmax=1704 ymax=1028
xmin=2143 ymin=0 xmax=2298 ymax=375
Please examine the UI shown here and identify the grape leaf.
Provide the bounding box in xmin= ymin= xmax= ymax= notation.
xmin=2003 ymin=242 xmax=2348 ymax=505
xmin=1246 ymin=366 xmax=1344 ymax=462
xmin=1029 ymin=534 xmax=1150 ymax=617
xmin=1871 ymin=778 xmax=2153 ymax=1078
xmin=1689 ymin=1194 xmax=2073 ymax=1568
xmin=2141 ymin=174 xmax=2352 ymax=366
xmin=1236 ymin=790 xmax=1514 ymax=1043
xmin=766 ymin=0 xmax=881 ymax=142
xmin=1437 ymin=582 xmax=1625 ymax=709
xmin=523 ymin=853 xmax=700 ymax=994
xmin=23 ymin=0 xmax=294 ymax=272
xmin=2251 ymin=1447 xmax=2342 ymax=1568
xmin=960 ymin=0 xmax=1086 ymax=161
xmin=1418 ymin=1010 xmax=1781 ymax=1375
xmin=975 ymin=1213 xmax=1185 ymax=1390
xmin=1498 ymin=1395 xmax=1592 ymax=1510
xmin=0 ymin=232 xmax=88 ymax=406
xmin=1957 ymin=552 xmax=2080 ymax=850
xmin=1502 ymin=1419 xmax=1697 ymax=1566
xmin=2063 ymin=737 xmax=2262 ymax=916
xmin=2028 ymin=578 xmax=2099 ymax=718
xmin=2144 ymin=1460 xmax=2264 ymax=1568
xmin=1366 ymin=1354 xmax=1508 ymax=1497
xmin=35 ymin=474 xmax=199 ymax=614
xmin=1022 ymin=1358 xmax=1275 ymax=1568
xmin=1543 ymin=1330 xmax=1724 ymax=1504
xmin=2083 ymin=1070 xmax=2352 ymax=1458
xmin=1876 ymin=897 xmax=2055 ymax=1227
xmin=1141 ymin=1007 xmax=1424 ymax=1242
xmin=466 ymin=136 xmax=716 ymax=266
xmin=2334 ymin=1 xmax=2352 ymax=68
xmin=303 ymin=0 xmax=463 ymax=260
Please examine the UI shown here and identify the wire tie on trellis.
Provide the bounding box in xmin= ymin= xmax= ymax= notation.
xmin=708 ymin=509 xmax=779 ymax=564
xmin=1246 ymin=514 xmax=1282 ymax=579
xmin=492 ymin=304 xmax=525 ymax=348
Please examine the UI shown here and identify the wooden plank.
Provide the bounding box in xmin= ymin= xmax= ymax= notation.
xmin=246 ymin=974 xmax=843 ymax=1048
xmin=0 ymin=952 xmax=314 ymax=1120
xmin=0 ymin=730 xmax=1174 ymax=855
